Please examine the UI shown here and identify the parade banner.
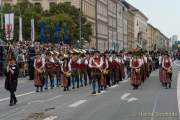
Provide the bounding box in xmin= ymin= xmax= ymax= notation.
xmin=31 ymin=18 xmax=35 ymax=43
xmin=19 ymin=17 xmax=23 ymax=42
xmin=55 ymin=22 xmax=61 ymax=44
xmin=63 ymin=24 xmax=68 ymax=44
xmin=49 ymin=26 xmax=53 ymax=43
xmin=4 ymin=13 xmax=14 ymax=41
xmin=40 ymin=21 xmax=45 ymax=44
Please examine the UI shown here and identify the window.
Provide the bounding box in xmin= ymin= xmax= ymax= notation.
xmin=34 ymin=2 xmax=41 ymax=8
xmin=49 ymin=2 xmax=56 ymax=8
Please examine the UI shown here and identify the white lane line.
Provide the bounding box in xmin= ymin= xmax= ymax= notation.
xmin=150 ymin=94 xmax=159 ymax=120
xmin=121 ymin=93 xmax=131 ymax=100
xmin=177 ymin=72 xmax=180 ymax=119
xmin=127 ymin=97 xmax=138 ymax=103
xmin=68 ymin=100 xmax=87 ymax=108
xmin=28 ymin=95 xmax=62 ymax=104
xmin=43 ymin=116 xmax=58 ymax=120
xmin=0 ymin=91 xmax=35 ymax=102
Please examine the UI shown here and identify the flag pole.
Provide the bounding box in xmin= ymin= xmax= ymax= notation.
xmin=0 ymin=0 xmax=3 ymax=30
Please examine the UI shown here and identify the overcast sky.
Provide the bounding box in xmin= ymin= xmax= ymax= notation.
xmin=125 ymin=0 xmax=180 ymax=38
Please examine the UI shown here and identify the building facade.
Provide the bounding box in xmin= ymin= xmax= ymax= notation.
xmin=108 ymin=0 xmax=117 ymax=51
xmin=59 ymin=0 xmax=96 ymax=49
xmin=133 ymin=11 xmax=148 ymax=49
xmin=147 ymin=24 xmax=156 ymax=51
xmin=96 ymin=0 xmax=108 ymax=52
xmin=122 ymin=5 xmax=128 ymax=50
xmin=3 ymin=0 xmax=60 ymax=10
xmin=127 ymin=9 xmax=135 ymax=50
xmin=117 ymin=1 xmax=124 ymax=51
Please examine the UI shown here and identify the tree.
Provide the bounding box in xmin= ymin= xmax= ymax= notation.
xmin=1 ymin=1 xmax=92 ymax=45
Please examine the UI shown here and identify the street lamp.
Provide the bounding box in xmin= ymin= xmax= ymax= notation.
xmin=80 ymin=0 xmax=82 ymax=48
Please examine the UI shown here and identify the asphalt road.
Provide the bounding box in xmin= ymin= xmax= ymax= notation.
xmin=0 ymin=60 xmax=180 ymax=120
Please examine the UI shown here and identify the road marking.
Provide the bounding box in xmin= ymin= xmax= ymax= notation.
xmin=121 ymin=93 xmax=138 ymax=103
xmin=127 ymin=97 xmax=138 ymax=103
xmin=177 ymin=72 xmax=180 ymax=119
xmin=68 ymin=100 xmax=87 ymax=108
xmin=151 ymin=94 xmax=159 ymax=120
xmin=0 ymin=91 xmax=35 ymax=102
xmin=43 ymin=116 xmax=58 ymax=120
xmin=28 ymin=95 xmax=62 ymax=104
xmin=121 ymin=93 xmax=131 ymax=100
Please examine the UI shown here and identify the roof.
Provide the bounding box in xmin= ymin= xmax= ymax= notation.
xmin=121 ymin=0 xmax=148 ymax=20
xmin=121 ymin=0 xmax=138 ymax=11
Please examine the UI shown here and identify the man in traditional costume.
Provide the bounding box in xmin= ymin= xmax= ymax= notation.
xmin=44 ymin=52 xmax=55 ymax=89
xmin=89 ymin=50 xmax=103 ymax=94
xmin=53 ymin=52 xmax=61 ymax=87
xmin=100 ymin=53 xmax=109 ymax=90
xmin=5 ymin=58 xmax=19 ymax=106
xmin=69 ymin=50 xmax=79 ymax=89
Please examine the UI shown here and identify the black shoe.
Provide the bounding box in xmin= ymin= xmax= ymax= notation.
xmin=14 ymin=99 xmax=17 ymax=105
xmin=40 ymin=88 xmax=43 ymax=92
xmin=45 ymin=87 xmax=48 ymax=90
xmin=9 ymin=103 xmax=14 ymax=106
xmin=72 ymin=87 xmax=75 ymax=89
xmin=80 ymin=85 xmax=83 ymax=87
xmin=63 ymin=88 xmax=66 ymax=91
xmin=98 ymin=90 xmax=101 ymax=93
xmin=92 ymin=91 xmax=96 ymax=94
xmin=67 ymin=87 xmax=69 ymax=91
xmin=169 ymin=83 xmax=171 ymax=88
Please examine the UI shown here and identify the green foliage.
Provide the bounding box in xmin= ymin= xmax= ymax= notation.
xmin=1 ymin=1 xmax=92 ymax=44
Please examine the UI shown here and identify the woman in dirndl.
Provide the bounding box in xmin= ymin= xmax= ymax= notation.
xmin=161 ymin=53 xmax=173 ymax=89
xmin=130 ymin=54 xmax=142 ymax=90
xmin=34 ymin=52 xmax=45 ymax=92
xmin=159 ymin=54 xmax=164 ymax=87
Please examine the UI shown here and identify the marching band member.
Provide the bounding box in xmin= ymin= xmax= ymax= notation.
xmin=34 ymin=52 xmax=45 ymax=92
xmin=5 ymin=58 xmax=19 ymax=106
xmin=100 ymin=54 xmax=109 ymax=90
xmin=53 ymin=52 xmax=61 ymax=87
xmin=119 ymin=54 xmax=125 ymax=81
xmin=159 ymin=53 xmax=164 ymax=87
xmin=78 ymin=53 xmax=87 ymax=87
xmin=89 ymin=50 xmax=103 ymax=94
xmin=130 ymin=53 xmax=142 ymax=90
xmin=61 ymin=55 xmax=71 ymax=91
xmin=140 ymin=54 xmax=145 ymax=83
xmin=162 ymin=53 xmax=173 ymax=89
xmin=44 ymin=52 xmax=54 ymax=89
xmin=69 ymin=50 xmax=79 ymax=89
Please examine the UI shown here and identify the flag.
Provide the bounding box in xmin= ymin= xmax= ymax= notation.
xmin=19 ymin=16 xmax=23 ymax=42
xmin=4 ymin=13 xmax=14 ymax=41
xmin=63 ymin=24 xmax=68 ymax=44
xmin=31 ymin=18 xmax=35 ymax=43
xmin=49 ymin=26 xmax=53 ymax=43
xmin=55 ymin=22 xmax=61 ymax=44
xmin=39 ymin=21 xmax=45 ymax=44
